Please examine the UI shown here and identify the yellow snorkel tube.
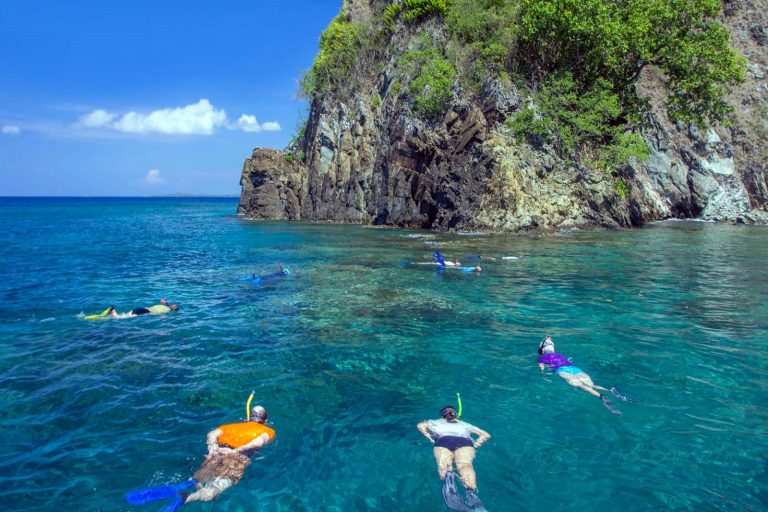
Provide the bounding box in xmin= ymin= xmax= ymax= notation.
xmin=456 ymin=392 xmax=463 ymax=418
xmin=245 ymin=391 xmax=255 ymax=422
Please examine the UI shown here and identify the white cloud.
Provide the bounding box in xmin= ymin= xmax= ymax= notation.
xmin=114 ymin=99 xmax=227 ymax=135
xmin=232 ymin=114 xmax=281 ymax=133
xmin=145 ymin=169 xmax=165 ymax=185
xmin=78 ymin=109 xmax=115 ymax=128
xmin=2 ymin=125 xmax=21 ymax=135
xmin=77 ymin=99 xmax=227 ymax=135
xmin=73 ymin=100 xmax=279 ymax=136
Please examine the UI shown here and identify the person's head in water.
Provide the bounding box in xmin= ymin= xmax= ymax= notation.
xmin=440 ymin=405 xmax=458 ymax=423
xmin=161 ymin=298 xmax=179 ymax=311
xmin=250 ymin=405 xmax=268 ymax=423
xmin=538 ymin=335 xmax=555 ymax=355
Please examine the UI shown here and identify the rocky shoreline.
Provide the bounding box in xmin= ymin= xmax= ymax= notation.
xmin=238 ymin=0 xmax=767 ymax=231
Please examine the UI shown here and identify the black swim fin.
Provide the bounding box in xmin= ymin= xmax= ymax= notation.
xmin=465 ymin=489 xmax=489 ymax=512
xmin=600 ymin=395 xmax=622 ymax=415
xmin=442 ymin=472 xmax=470 ymax=511
xmin=610 ymin=387 xmax=637 ymax=403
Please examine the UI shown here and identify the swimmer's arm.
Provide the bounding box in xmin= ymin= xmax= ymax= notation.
xmin=206 ymin=429 xmax=223 ymax=453
xmin=416 ymin=422 xmax=435 ymax=443
xmin=236 ymin=433 xmax=270 ymax=453
xmin=471 ymin=428 xmax=491 ymax=449
xmin=538 ymin=363 xmax=546 ymax=372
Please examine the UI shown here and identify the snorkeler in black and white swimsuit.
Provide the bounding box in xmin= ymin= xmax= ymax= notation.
xmin=417 ymin=405 xmax=491 ymax=511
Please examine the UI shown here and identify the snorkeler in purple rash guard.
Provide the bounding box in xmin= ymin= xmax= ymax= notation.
xmin=537 ymin=335 xmax=635 ymax=414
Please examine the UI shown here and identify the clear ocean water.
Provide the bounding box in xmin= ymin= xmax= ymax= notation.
xmin=0 ymin=197 xmax=766 ymax=512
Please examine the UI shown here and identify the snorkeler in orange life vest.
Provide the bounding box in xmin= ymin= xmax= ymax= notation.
xmin=125 ymin=402 xmax=274 ymax=511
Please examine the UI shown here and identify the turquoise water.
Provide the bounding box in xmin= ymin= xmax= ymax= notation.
xmin=0 ymin=197 xmax=766 ymax=512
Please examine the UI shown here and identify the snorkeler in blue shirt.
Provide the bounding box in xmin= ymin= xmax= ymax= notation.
xmin=240 ymin=265 xmax=290 ymax=284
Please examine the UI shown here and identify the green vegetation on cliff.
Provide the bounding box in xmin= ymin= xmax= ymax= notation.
xmin=300 ymin=12 xmax=382 ymax=100
xmin=302 ymin=1 xmax=745 ymax=177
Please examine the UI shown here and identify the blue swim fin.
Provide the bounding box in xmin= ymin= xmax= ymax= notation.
xmin=125 ymin=480 xmax=195 ymax=505
xmin=442 ymin=472 xmax=469 ymax=511
xmin=159 ymin=494 xmax=185 ymax=512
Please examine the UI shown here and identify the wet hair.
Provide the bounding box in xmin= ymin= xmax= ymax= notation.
xmin=251 ymin=405 xmax=268 ymax=423
xmin=170 ymin=304 xmax=179 ymax=311
xmin=439 ymin=405 xmax=457 ymax=421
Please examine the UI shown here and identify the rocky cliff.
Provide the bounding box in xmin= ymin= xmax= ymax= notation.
xmin=238 ymin=0 xmax=768 ymax=230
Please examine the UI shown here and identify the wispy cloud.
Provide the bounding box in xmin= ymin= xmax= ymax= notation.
xmin=79 ymin=109 xmax=115 ymax=128
xmin=145 ymin=169 xmax=165 ymax=185
xmin=75 ymin=99 xmax=280 ymax=136
xmin=2 ymin=124 xmax=21 ymax=135
xmin=232 ymin=114 xmax=281 ymax=133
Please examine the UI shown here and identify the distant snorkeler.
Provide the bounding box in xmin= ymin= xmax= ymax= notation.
xmin=537 ymin=335 xmax=636 ymax=415
xmin=84 ymin=300 xmax=178 ymax=320
xmin=110 ymin=299 xmax=179 ymax=319
xmin=417 ymin=405 xmax=491 ymax=511
xmin=239 ymin=264 xmax=290 ymax=284
xmin=126 ymin=403 xmax=274 ymax=512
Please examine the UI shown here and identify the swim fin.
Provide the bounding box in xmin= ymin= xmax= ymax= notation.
xmin=610 ymin=387 xmax=637 ymax=403
xmin=442 ymin=472 xmax=470 ymax=511
xmin=465 ymin=489 xmax=489 ymax=512
xmin=125 ymin=480 xmax=195 ymax=505
xmin=84 ymin=305 xmax=115 ymax=320
xmin=159 ymin=494 xmax=185 ymax=512
xmin=600 ymin=395 xmax=622 ymax=415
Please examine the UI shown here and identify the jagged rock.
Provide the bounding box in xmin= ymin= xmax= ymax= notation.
xmin=238 ymin=0 xmax=768 ymax=230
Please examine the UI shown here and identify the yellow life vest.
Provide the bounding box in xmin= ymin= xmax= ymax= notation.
xmin=217 ymin=422 xmax=275 ymax=449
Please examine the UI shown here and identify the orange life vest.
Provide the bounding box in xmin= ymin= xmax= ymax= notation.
xmin=217 ymin=422 xmax=275 ymax=449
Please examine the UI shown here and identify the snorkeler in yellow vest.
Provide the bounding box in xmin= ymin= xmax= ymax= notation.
xmin=84 ymin=300 xmax=178 ymax=320
xmin=125 ymin=398 xmax=275 ymax=511
xmin=111 ymin=299 xmax=179 ymax=318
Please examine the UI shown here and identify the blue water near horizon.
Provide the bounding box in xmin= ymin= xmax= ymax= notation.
xmin=0 ymin=197 xmax=766 ymax=511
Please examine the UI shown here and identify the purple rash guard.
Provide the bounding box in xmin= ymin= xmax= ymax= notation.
xmin=537 ymin=352 xmax=573 ymax=371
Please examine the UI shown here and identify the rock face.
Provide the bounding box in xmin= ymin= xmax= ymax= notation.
xmin=238 ymin=0 xmax=768 ymax=230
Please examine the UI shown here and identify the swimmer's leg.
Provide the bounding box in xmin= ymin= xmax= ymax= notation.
xmin=184 ymin=478 xmax=233 ymax=504
xmin=578 ymin=374 xmax=610 ymax=394
xmin=454 ymin=446 xmax=478 ymax=491
xmin=433 ymin=446 xmax=455 ymax=481
xmin=559 ymin=373 xmax=602 ymax=398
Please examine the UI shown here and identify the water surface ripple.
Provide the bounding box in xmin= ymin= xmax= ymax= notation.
xmin=0 ymin=198 xmax=766 ymax=511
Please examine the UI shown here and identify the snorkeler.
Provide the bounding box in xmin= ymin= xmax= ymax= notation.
xmin=417 ymin=405 xmax=491 ymax=511
xmin=126 ymin=403 xmax=274 ymax=511
xmin=240 ymin=264 xmax=290 ymax=284
xmin=109 ymin=299 xmax=179 ymax=318
xmin=537 ymin=335 xmax=635 ymax=414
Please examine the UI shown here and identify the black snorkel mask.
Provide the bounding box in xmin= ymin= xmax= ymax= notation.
xmin=538 ymin=336 xmax=553 ymax=355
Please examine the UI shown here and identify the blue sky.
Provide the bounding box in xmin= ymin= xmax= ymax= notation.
xmin=0 ymin=1 xmax=341 ymax=196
